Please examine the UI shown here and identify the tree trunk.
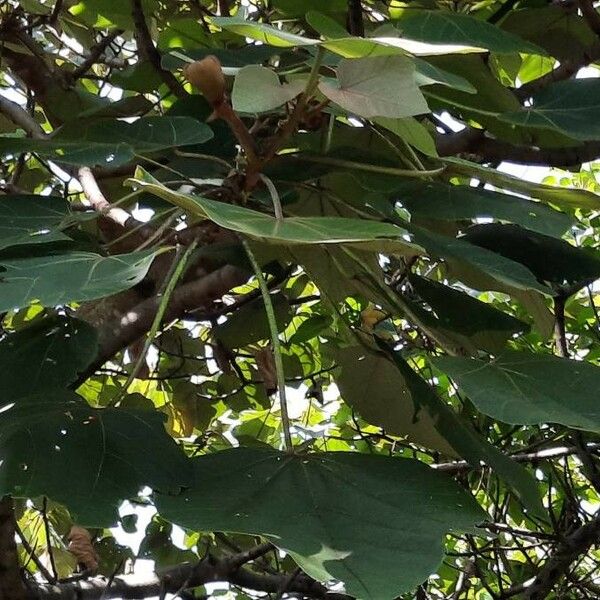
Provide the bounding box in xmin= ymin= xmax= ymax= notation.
xmin=0 ymin=497 xmax=26 ymax=600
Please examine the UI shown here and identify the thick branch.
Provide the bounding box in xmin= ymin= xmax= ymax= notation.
xmin=0 ymin=497 xmax=27 ymax=600
xmin=346 ymin=0 xmax=364 ymax=36
xmin=0 ymin=96 xmax=44 ymax=139
xmin=87 ymin=264 xmax=249 ymax=373
xmin=130 ymin=0 xmax=187 ymax=98
xmin=25 ymin=554 xmax=353 ymax=600
xmin=578 ymin=0 xmax=600 ymax=36
xmin=435 ymin=127 xmax=600 ymax=167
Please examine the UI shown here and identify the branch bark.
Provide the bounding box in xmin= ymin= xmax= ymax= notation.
xmin=0 ymin=497 xmax=27 ymax=600
xmin=521 ymin=514 xmax=600 ymax=599
xmin=435 ymin=126 xmax=600 ymax=167
xmin=130 ymin=0 xmax=187 ymax=99
xmin=83 ymin=264 xmax=249 ymax=376
xmin=24 ymin=554 xmax=353 ymax=600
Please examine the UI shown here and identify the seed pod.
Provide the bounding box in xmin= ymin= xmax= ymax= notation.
xmin=183 ymin=56 xmax=226 ymax=105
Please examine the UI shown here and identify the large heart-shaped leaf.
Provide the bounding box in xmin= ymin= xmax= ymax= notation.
xmin=319 ymin=56 xmax=429 ymax=119
xmin=0 ymin=250 xmax=156 ymax=311
xmin=0 ymin=393 xmax=192 ymax=526
xmin=499 ymin=79 xmax=600 ymax=140
xmin=232 ymin=65 xmax=305 ymax=113
xmin=434 ymin=351 xmax=600 ymax=433
xmin=380 ymin=345 xmax=544 ymax=516
xmin=397 ymin=181 xmax=574 ymax=237
xmin=0 ymin=316 xmax=98 ymax=399
xmin=156 ymin=447 xmax=485 ymax=599
xmin=0 ymin=195 xmax=71 ymax=250
xmin=394 ymin=10 xmax=545 ymax=55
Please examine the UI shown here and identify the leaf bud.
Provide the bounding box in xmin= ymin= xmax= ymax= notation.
xmin=183 ymin=56 xmax=226 ymax=105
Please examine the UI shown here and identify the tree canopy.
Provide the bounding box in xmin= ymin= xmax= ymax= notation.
xmin=1 ymin=0 xmax=600 ymax=598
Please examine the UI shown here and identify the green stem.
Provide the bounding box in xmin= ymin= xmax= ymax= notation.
xmin=304 ymin=47 xmax=325 ymax=97
xmin=112 ymin=240 xmax=199 ymax=405
xmin=290 ymin=154 xmax=444 ymax=178
xmin=259 ymin=174 xmax=283 ymax=221
xmin=243 ymin=239 xmax=293 ymax=453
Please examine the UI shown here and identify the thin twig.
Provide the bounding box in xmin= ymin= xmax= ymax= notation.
xmin=41 ymin=498 xmax=58 ymax=583
xmin=15 ymin=522 xmax=56 ymax=583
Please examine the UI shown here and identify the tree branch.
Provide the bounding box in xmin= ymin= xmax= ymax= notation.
xmin=346 ymin=0 xmax=364 ymax=36
xmin=130 ymin=0 xmax=187 ymax=99
xmin=76 ymin=167 xmax=135 ymax=228
xmin=84 ymin=264 xmax=249 ymax=375
xmin=0 ymin=95 xmax=45 ymax=139
xmin=435 ymin=126 xmax=600 ymax=167
xmin=578 ymin=0 xmax=600 ymax=36
xmin=433 ymin=443 xmax=600 ymax=473
xmin=0 ymin=95 xmax=145 ymax=234
xmin=0 ymin=497 xmax=27 ymax=600
xmin=521 ymin=513 xmax=600 ymax=599
xmin=70 ymin=29 xmax=124 ymax=81
xmin=25 ymin=553 xmax=354 ymax=600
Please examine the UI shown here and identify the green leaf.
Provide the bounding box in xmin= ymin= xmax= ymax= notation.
xmin=156 ymin=447 xmax=485 ymax=599
xmin=408 ymin=274 xmax=529 ymax=352
xmin=0 ymin=117 xmax=213 ymax=167
xmin=289 ymin=314 xmax=332 ymax=343
xmin=0 ymin=194 xmax=71 ymax=250
xmin=394 ymin=10 xmax=545 ymax=55
xmin=0 ymin=393 xmax=192 ymax=526
xmin=305 ymin=10 xmax=349 ymax=39
xmin=232 ymin=66 xmax=305 ymax=113
xmin=413 ymin=58 xmax=476 ymax=94
xmin=499 ymin=79 xmax=600 ymax=140
xmin=0 ymin=315 xmax=98 ymax=399
xmin=213 ymin=16 xmax=317 ymax=47
xmin=397 ymin=181 xmax=574 ymax=237
xmin=215 ymin=293 xmax=292 ymax=349
xmin=55 ymin=116 xmax=214 ymax=155
xmin=443 ymin=157 xmax=600 ymax=210
xmin=214 ymin=17 xmax=484 ymax=57
xmin=462 ymin=223 xmax=600 ymax=290
xmin=375 ymin=117 xmax=438 ymax=157
xmin=410 ymin=225 xmax=551 ymax=294
xmin=130 ymin=168 xmax=421 ymax=254
xmin=434 ymin=351 xmax=600 ymax=433
xmin=319 ymin=56 xmax=430 ymax=119
xmin=0 ymin=136 xmax=132 ymax=168
xmin=379 ymin=345 xmax=544 ymax=517
xmin=0 ymin=250 xmax=156 ymax=312
xmin=331 ymin=345 xmax=458 ymax=455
